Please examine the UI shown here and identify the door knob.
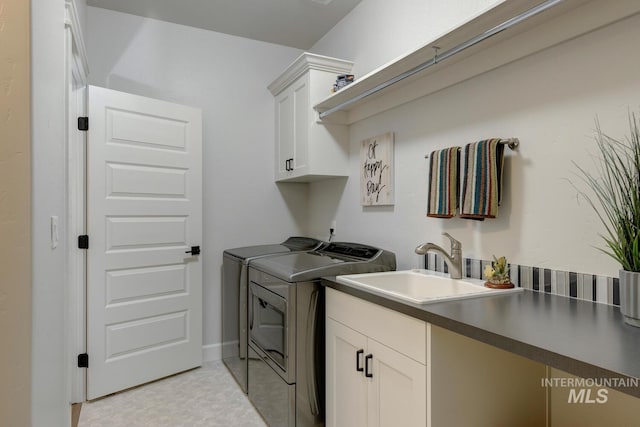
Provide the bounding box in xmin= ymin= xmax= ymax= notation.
xmin=185 ymin=246 xmax=201 ymax=255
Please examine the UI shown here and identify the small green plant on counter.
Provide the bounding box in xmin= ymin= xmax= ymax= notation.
xmin=573 ymin=113 xmax=640 ymax=272
xmin=484 ymin=256 xmax=511 ymax=285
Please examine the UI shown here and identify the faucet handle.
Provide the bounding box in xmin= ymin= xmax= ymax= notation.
xmin=442 ymin=232 xmax=461 ymax=251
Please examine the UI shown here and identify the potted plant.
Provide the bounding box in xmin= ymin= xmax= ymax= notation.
xmin=574 ymin=113 xmax=640 ymax=327
xmin=484 ymin=256 xmax=514 ymax=289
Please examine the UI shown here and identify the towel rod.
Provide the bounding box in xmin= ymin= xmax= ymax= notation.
xmin=424 ymin=138 xmax=519 ymax=159
xmin=318 ymin=0 xmax=565 ymax=120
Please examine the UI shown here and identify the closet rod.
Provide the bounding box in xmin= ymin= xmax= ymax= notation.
xmin=318 ymin=0 xmax=565 ymax=120
xmin=424 ymin=138 xmax=519 ymax=159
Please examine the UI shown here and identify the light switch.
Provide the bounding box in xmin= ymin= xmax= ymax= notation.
xmin=50 ymin=216 xmax=59 ymax=249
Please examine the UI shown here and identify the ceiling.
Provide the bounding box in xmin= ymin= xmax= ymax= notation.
xmin=87 ymin=0 xmax=363 ymax=50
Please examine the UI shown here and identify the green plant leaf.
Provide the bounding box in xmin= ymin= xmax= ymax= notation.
xmin=571 ymin=112 xmax=640 ymax=272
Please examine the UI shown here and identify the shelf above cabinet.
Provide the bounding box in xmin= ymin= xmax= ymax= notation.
xmin=313 ymin=0 xmax=640 ymax=125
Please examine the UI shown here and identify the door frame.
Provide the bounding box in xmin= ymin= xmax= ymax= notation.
xmin=65 ymin=0 xmax=89 ymax=403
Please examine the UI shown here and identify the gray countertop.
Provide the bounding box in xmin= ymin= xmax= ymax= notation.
xmin=322 ymin=277 xmax=640 ymax=398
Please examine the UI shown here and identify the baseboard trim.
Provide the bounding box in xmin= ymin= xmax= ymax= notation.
xmin=202 ymin=343 xmax=222 ymax=362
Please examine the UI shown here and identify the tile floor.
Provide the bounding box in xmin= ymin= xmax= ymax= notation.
xmin=78 ymin=361 xmax=267 ymax=427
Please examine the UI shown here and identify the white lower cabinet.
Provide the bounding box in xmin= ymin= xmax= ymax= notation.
xmin=327 ymin=288 xmax=640 ymax=426
xmin=326 ymin=288 xmax=427 ymax=427
xmin=326 ymin=287 xmax=547 ymax=427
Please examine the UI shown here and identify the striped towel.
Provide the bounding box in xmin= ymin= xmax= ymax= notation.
xmin=460 ymin=139 xmax=505 ymax=219
xmin=427 ymin=147 xmax=460 ymax=218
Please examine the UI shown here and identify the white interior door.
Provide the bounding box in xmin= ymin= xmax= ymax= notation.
xmin=87 ymin=86 xmax=202 ymax=400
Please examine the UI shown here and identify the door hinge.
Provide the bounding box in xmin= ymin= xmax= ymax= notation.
xmin=78 ymin=116 xmax=89 ymax=131
xmin=77 ymin=353 xmax=89 ymax=368
xmin=78 ymin=235 xmax=89 ymax=249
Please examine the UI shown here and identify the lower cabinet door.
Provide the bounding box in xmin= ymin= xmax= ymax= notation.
xmin=326 ymin=318 xmax=368 ymax=427
xmin=366 ymin=338 xmax=427 ymax=427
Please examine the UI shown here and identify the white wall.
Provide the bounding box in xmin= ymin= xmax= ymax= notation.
xmin=31 ymin=0 xmax=86 ymax=425
xmin=312 ymin=0 xmax=503 ymax=77
xmin=86 ymin=7 xmax=305 ymax=348
xmin=308 ymin=0 xmax=637 ymax=278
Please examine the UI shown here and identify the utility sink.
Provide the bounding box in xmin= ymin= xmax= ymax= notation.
xmin=336 ymin=269 xmax=522 ymax=304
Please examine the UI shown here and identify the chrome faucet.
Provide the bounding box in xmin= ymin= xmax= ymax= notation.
xmin=415 ymin=232 xmax=463 ymax=279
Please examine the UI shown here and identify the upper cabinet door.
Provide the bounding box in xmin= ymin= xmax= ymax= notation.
xmin=275 ymin=89 xmax=294 ymax=180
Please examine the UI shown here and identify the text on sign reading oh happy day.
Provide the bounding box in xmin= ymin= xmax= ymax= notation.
xmin=361 ymin=132 xmax=394 ymax=206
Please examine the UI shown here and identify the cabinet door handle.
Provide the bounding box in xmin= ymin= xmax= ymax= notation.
xmin=365 ymin=354 xmax=373 ymax=378
xmin=285 ymin=159 xmax=290 ymax=171
xmin=288 ymin=158 xmax=294 ymax=171
xmin=356 ymin=349 xmax=364 ymax=372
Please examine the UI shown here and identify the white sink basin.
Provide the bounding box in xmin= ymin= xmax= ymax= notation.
xmin=336 ymin=269 xmax=522 ymax=304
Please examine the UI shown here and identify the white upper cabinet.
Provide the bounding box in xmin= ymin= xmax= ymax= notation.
xmin=268 ymin=53 xmax=353 ymax=182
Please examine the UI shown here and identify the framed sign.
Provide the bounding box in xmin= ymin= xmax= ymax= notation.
xmin=361 ymin=132 xmax=394 ymax=206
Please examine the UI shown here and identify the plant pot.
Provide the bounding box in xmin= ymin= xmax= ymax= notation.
xmin=484 ymin=280 xmax=514 ymax=289
xmin=619 ymin=269 xmax=640 ymax=327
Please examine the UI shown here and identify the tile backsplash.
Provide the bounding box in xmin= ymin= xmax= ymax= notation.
xmin=424 ymin=254 xmax=620 ymax=306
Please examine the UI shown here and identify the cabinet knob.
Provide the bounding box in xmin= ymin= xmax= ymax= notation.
xmin=365 ymin=354 xmax=373 ymax=378
xmin=285 ymin=158 xmax=294 ymax=171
